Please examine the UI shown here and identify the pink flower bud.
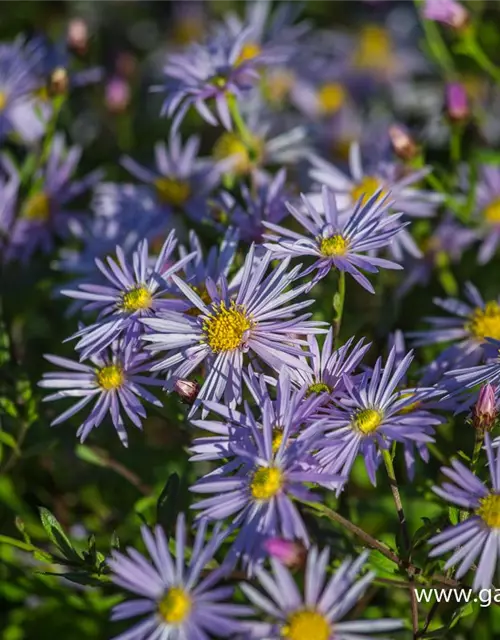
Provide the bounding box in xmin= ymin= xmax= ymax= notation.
xmin=388 ymin=125 xmax=418 ymax=161
xmin=105 ymin=77 xmax=131 ymax=114
xmin=174 ymin=379 xmax=200 ymax=405
xmin=473 ymin=384 xmax=497 ymax=431
xmin=263 ymin=538 xmax=306 ymax=568
xmin=423 ymin=0 xmax=469 ymax=30
xmin=67 ymin=18 xmax=89 ymax=56
xmin=446 ymin=83 xmax=469 ymax=122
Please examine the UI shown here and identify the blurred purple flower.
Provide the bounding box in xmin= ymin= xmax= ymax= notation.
xmin=424 ymin=0 xmax=469 ymax=30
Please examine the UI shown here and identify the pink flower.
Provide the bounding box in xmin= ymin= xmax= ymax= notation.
xmin=446 ymin=82 xmax=469 ymax=122
xmin=263 ymin=538 xmax=306 ymax=568
xmin=424 ymin=0 xmax=469 ymax=30
xmin=473 ymin=384 xmax=497 ymax=431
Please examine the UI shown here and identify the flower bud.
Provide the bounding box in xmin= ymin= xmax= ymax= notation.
xmin=445 ymin=82 xmax=469 ymax=122
xmin=263 ymin=538 xmax=306 ymax=569
xmin=49 ymin=67 xmax=69 ymax=96
xmin=174 ymin=379 xmax=200 ymax=405
xmin=388 ymin=125 xmax=418 ymax=161
xmin=473 ymin=384 xmax=497 ymax=432
xmin=423 ymin=0 xmax=469 ymax=31
xmin=105 ymin=77 xmax=131 ymax=114
xmin=67 ymin=18 xmax=89 ymax=56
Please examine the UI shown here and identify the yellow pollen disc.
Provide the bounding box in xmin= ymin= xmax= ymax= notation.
xmin=96 ymin=365 xmax=124 ymax=391
xmin=467 ymin=302 xmax=500 ymax=341
xmin=484 ymin=199 xmax=500 ymax=224
xmin=306 ymin=381 xmax=331 ymax=397
xmin=0 ymin=91 xmax=7 ymax=111
xmin=155 ymin=177 xmax=191 ymax=207
xmin=213 ymin=132 xmax=263 ymax=175
xmin=354 ymin=26 xmax=393 ymax=71
xmin=272 ymin=428 xmax=284 ymax=453
xmin=282 ymin=610 xmax=331 ymax=640
xmin=203 ymin=301 xmax=252 ymax=353
xmin=121 ymin=286 xmax=153 ymax=312
xmin=319 ymin=234 xmax=348 ymax=257
xmin=354 ymin=408 xmax=383 ymax=435
xmin=237 ymin=41 xmax=262 ymax=64
xmin=351 ymin=176 xmax=386 ymax=206
xmin=22 ymin=192 xmax=51 ymax=222
xmin=158 ymin=587 xmax=191 ymax=624
xmin=476 ymin=494 xmax=500 ymax=528
xmin=250 ymin=467 xmax=283 ymax=500
xmin=317 ymin=82 xmax=346 ymax=115
xmin=264 ymin=70 xmax=295 ymax=105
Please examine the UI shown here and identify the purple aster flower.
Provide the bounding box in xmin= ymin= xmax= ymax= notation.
xmin=309 ymin=143 xmax=443 ymax=260
xmin=189 ymin=369 xmax=326 ymax=463
xmin=179 ymin=227 xmax=240 ymax=294
xmin=397 ymin=215 xmax=476 ymax=298
xmin=63 ymin=232 xmax=195 ymax=358
xmin=429 ymin=435 xmax=500 ymax=591
xmin=0 ymin=154 xmax=20 ymax=253
xmin=445 ymin=338 xmax=500 ymax=400
xmin=0 ymin=37 xmax=49 ymax=143
xmin=6 ymin=134 xmax=103 ymax=262
xmin=191 ymin=390 xmax=343 ymax=569
xmin=424 ymin=0 xmax=469 ymax=30
xmin=39 ymin=340 xmax=163 ymax=446
xmin=242 ymin=548 xmax=402 ymax=639
xmin=155 ymin=27 xmax=262 ymax=133
xmin=223 ymin=0 xmax=308 ymax=66
xmin=263 ymin=185 xmax=403 ymax=293
xmin=446 ymin=82 xmax=469 ymax=122
xmin=465 ymin=164 xmax=500 ymax=264
xmin=409 ymin=282 xmax=500 ymax=376
xmin=313 ymin=346 xmax=441 ymax=486
xmin=121 ymin=134 xmax=224 ymax=223
xmin=289 ymin=329 xmax=371 ymax=413
xmin=141 ymin=245 xmax=327 ymax=415
xmin=108 ymin=514 xmax=251 ymax=639
xmin=221 ymin=170 xmax=290 ymax=242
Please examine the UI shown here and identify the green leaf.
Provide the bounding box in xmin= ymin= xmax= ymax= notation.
xmin=157 ymin=472 xmax=180 ymax=533
xmin=38 ymin=507 xmax=81 ymax=562
xmin=75 ymin=444 xmax=107 ymax=467
xmin=0 ymin=430 xmax=19 ymax=451
xmin=0 ymin=398 xmax=18 ymax=418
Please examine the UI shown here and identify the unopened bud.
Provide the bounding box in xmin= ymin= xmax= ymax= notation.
xmin=388 ymin=125 xmax=418 ymax=161
xmin=67 ymin=18 xmax=89 ymax=56
xmin=473 ymin=384 xmax=497 ymax=432
xmin=263 ymin=538 xmax=307 ymax=569
xmin=105 ymin=77 xmax=131 ymax=114
xmin=49 ymin=67 xmax=69 ymax=96
xmin=174 ymin=379 xmax=200 ymax=405
xmin=445 ymin=82 xmax=469 ymax=122
xmin=423 ymin=0 xmax=469 ymax=31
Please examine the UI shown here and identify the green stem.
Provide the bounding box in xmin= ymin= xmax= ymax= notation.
xmin=417 ymin=8 xmax=456 ymax=77
xmin=450 ymin=125 xmax=463 ymax=165
xmin=460 ymin=429 xmax=485 ymax=522
xmin=227 ymin=94 xmax=253 ymax=146
xmin=460 ymin=31 xmax=500 ymax=84
xmin=333 ymin=270 xmax=346 ymax=346
xmin=381 ymin=448 xmax=419 ymax=639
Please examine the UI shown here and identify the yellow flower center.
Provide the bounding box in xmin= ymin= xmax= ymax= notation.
xmin=96 ymin=365 xmax=124 ymax=391
xmin=0 ymin=91 xmax=7 ymax=111
xmin=282 ymin=610 xmax=331 ymax=640
xmin=319 ymin=234 xmax=348 ymax=257
xmin=158 ymin=587 xmax=191 ymax=624
xmin=476 ymin=494 xmax=500 ymax=528
xmin=306 ymin=381 xmax=331 ymax=396
xmin=354 ymin=26 xmax=393 ymax=71
xmin=203 ymin=301 xmax=252 ymax=353
xmin=264 ymin=69 xmax=295 ymax=105
xmin=317 ymin=82 xmax=346 ymax=115
xmin=22 ymin=192 xmax=51 ymax=222
xmin=483 ymin=198 xmax=500 ymax=224
xmin=272 ymin=428 xmax=284 ymax=453
xmin=354 ymin=408 xmax=383 ymax=435
xmin=467 ymin=302 xmax=500 ymax=341
xmin=155 ymin=177 xmax=191 ymax=208
xmin=398 ymin=393 xmax=421 ymax=415
xmin=250 ymin=467 xmax=283 ymax=500
xmin=213 ymin=132 xmax=263 ymax=175
xmin=237 ymin=42 xmax=262 ymax=64
xmin=121 ymin=286 xmax=153 ymax=313
xmin=351 ymin=176 xmax=386 ymax=206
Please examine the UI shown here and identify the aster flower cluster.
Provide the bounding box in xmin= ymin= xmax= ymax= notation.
xmin=7 ymin=2 xmax=500 ymax=639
